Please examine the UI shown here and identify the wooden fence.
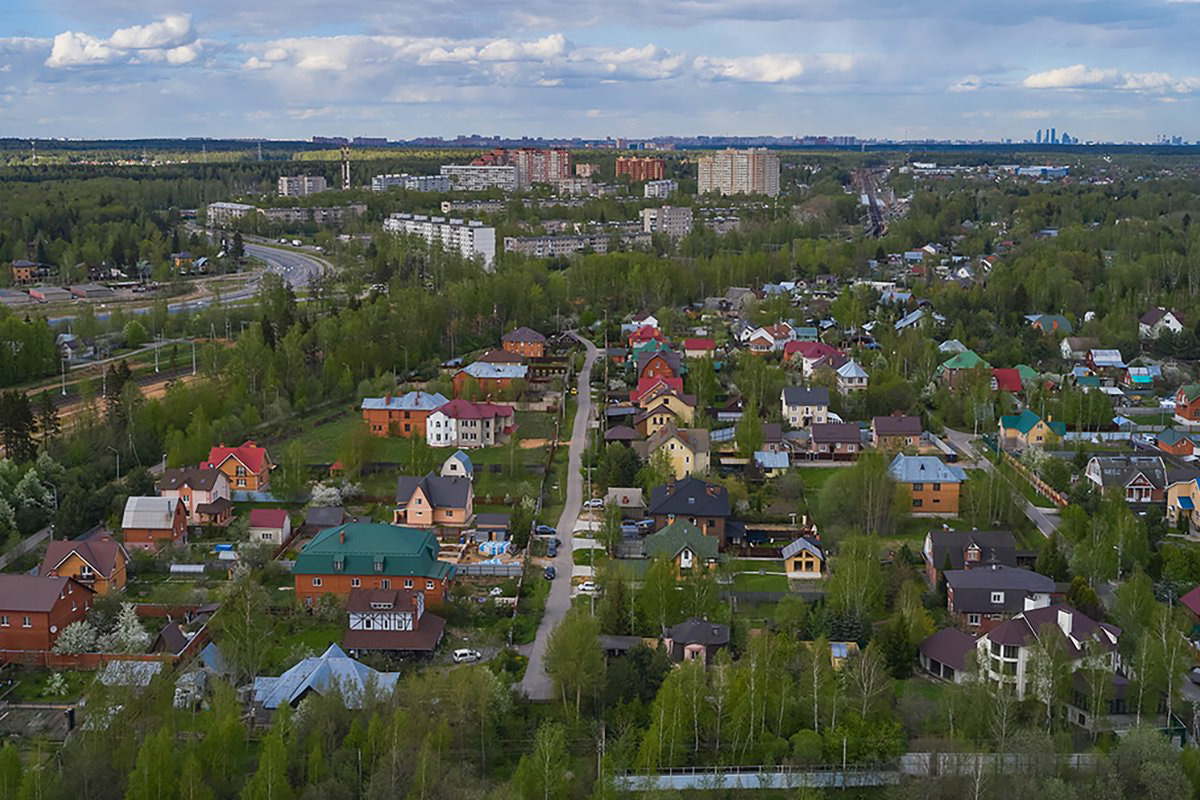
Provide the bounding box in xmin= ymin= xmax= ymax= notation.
xmin=1000 ymin=451 xmax=1069 ymax=508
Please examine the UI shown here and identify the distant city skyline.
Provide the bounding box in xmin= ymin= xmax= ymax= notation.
xmin=1 ymin=1 xmax=1197 ymax=141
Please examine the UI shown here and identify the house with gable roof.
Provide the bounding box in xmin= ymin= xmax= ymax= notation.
xmin=1084 ymin=455 xmax=1167 ymax=505
xmin=633 ymin=424 xmax=710 ymax=480
xmin=644 ymin=519 xmax=719 ymax=575
xmin=937 ymin=350 xmax=990 ymax=389
xmin=501 ymin=326 xmax=546 ymax=358
xmin=248 ymin=509 xmax=293 ymax=546
xmin=945 ymin=564 xmax=1055 ymax=632
xmin=998 ymin=409 xmax=1065 ymax=450
xmin=157 ymin=466 xmax=232 ymax=527
xmin=1174 ymin=384 xmax=1200 ymax=427
xmin=40 ymin=533 xmax=129 ymax=595
xmin=452 ymin=362 xmax=529 ymax=398
xmin=205 ymin=440 xmax=274 ymax=491
xmin=922 ymin=529 xmax=1020 ymax=586
xmin=425 ymin=398 xmax=515 ymax=449
xmin=0 ymin=575 xmax=94 ymax=652
xmin=782 ymin=535 xmax=824 ymax=578
xmin=343 ymin=587 xmax=446 ymax=656
xmin=361 ymin=391 xmax=450 ymax=438
xmin=1168 ymin=472 xmax=1200 ymax=530
xmin=1139 ymin=308 xmax=1184 ymax=340
xmin=781 ymin=386 xmax=830 ymax=428
xmin=393 ymin=474 xmax=474 ymax=536
xmin=121 ymin=496 xmax=188 ymax=552
xmin=440 ymin=450 xmax=474 ymax=480
xmin=887 ymin=454 xmax=967 ymax=515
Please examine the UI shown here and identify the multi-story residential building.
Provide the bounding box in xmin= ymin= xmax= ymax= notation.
xmin=616 ymin=156 xmax=666 ymax=182
xmin=441 ymin=199 xmax=505 ymax=215
xmin=361 ymin=391 xmax=450 ymax=438
xmin=781 ymin=386 xmax=830 ymax=428
xmin=393 ymin=474 xmax=474 ymax=536
xmin=371 ymin=174 xmax=451 ymax=192
xmin=439 ymin=164 xmax=520 ymax=192
xmin=503 ymin=231 xmax=651 ymax=258
xmin=157 ymin=467 xmax=233 ymax=527
xmin=425 ymin=399 xmax=516 ymax=449
xmin=383 ymin=213 xmax=496 ymax=270
xmin=945 ymin=564 xmax=1055 ymax=632
xmin=261 ymin=205 xmax=367 ymax=226
xmin=648 ymin=477 xmax=731 ymax=547
xmin=1084 ymin=455 xmax=1167 ymax=504
xmin=278 ymin=175 xmax=328 ymax=197
xmin=888 ymin=455 xmax=967 ymax=515
xmin=510 ymin=148 xmax=573 ymax=187
xmin=292 ymin=522 xmax=455 ymax=608
xmin=697 ymin=148 xmax=780 ymax=197
xmin=501 ymin=327 xmax=546 ymax=358
xmin=640 ymin=206 xmax=694 ymax=238
xmin=206 ymin=441 xmax=274 ymax=491
xmin=644 ymin=179 xmax=679 ymax=198
xmin=0 ymin=575 xmax=94 ymax=653
xmin=205 ymin=201 xmax=257 ymax=227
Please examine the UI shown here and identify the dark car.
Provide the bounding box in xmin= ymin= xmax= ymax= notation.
xmin=535 ymin=524 xmax=556 ymax=536
xmin=543 ymin=565 xmax=557 ymax=580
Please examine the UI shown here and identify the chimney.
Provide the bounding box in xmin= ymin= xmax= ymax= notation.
xmin=339 ymin=530 xmax=346 ymax=544
xmin=1057 ymin=608 xmax=1072 ymax=637
xmin=385 ymin=392 xmax=392 ymax=404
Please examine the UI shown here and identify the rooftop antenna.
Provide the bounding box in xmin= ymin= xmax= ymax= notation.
xmin=341 ymin=145 xmax=351 ymax=190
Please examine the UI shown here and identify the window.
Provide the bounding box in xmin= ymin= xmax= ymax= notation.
xmin=351 ymin=578 xmax=361 ymax=588
xmin=381 ymin=579 xmax=391 ymax=589
xmin=913 ymin=498 xmax=924 ymax=508
xmin=262 ymin=532 xmax=274 ymax=541
xmin=0 ymin=616 xmax=7 ymax=627
xmin=912 ymin=483 xmax=924 ymax=491
xmin=931 ymin=483 xmax=941 ymax=491
xmin=312 ymin=577 xmax=323 ymax=587
xmin=404 ymin=579 xmax=414 ymax=589
xmin=22 ymin=616 xmax=31 ymax=628
xmin=71 ymin=602 xmax=76 ymax=612
xmin=968 ymin=613 xmax=981 ymax=627
xmin=426 ymin=580 xmax=434 ymax=590
xmin=80 ymin=565 xmax=94 ymax=578
xmin=990 ymin=591 xmax=1004 ymax=604
xmin=237 ymin=479 xmax=246 ymax=487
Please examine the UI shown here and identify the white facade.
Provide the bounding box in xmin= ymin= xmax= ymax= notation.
xmin=278 ymin=175 xmax=328 ymax=197
xmin=205 ymin=202 xmax=256 ymax=227
xmin=384 ymin=214 xmax=497 ymax=270
xmin=439 ymin=165 xmax=519 ymax=192
xmin=372 ymin=174 xmax=451 ymax=192
xmin=697 ymin=149 xmax=780 ymax=197
xmin=348 ymin=593 xmax=423 ymax=633
xmin=641 ymin=206 xmax=694 ymax=238
xmin=644 ymin=179 xmax=678 ymax=198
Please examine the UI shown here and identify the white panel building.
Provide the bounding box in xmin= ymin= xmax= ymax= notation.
xmin=439 ymin=165 xmax=520 ymax=192
xmin=278 ymin=175 xmax=328 ymax=197
xmin=641 ymin=206 xmax=694 ymax=238
xmin=372 ymin=174 xmax=451 ymax=192
xmin=384 ymin=213 xmax=497 ymax=270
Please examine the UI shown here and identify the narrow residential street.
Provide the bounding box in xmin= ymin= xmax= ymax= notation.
xmin=943 ymin=427 xmax=1060 ymax=537
xmin=518 ymin=332 xmax=599 ymax=700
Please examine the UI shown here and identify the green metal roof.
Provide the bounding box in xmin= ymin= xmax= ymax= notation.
xmin=644 ymin=519 xmax=719 ymax=562
xmin=1180 ymin=384 xmax=1200 ymax=403
xmin=939 ymin=350 xmax=990 ymax=371
xmin=1015 ymin=364 xmax=1038 ymax=383
xmin=999 ymin=409 xmax=1065 ymax=436
xmin=293 ymin=522 xmax=455 ymax=580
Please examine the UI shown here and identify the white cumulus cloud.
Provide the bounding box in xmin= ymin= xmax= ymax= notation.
xmin=108 ymin=14 xmax=194 ymax=50
xmin=694 ymin=53 xmax=857 ymax=83
xmin=1024 ymin=64 xmax=1200 ymax=93
xmin=44 ymin=15 xmax=201 ymax=68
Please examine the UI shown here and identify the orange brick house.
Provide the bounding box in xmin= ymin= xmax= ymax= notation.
xmin=0 ymin=575 xmax=94 ymax=653
xmin=637 ymin=350 xmax=682 ymax=384
xmin=1157 ymin=429 xmax=1195 ymax=458
xmin=121 ymin=496 xmax=188 ymax=551
xmin=452 ymin=362 xmax=528 ymax=398
xmin=205 ymin=441 xmax=274 ymax=491
xmin=887 ymin=454 xmax=967 ymax=516
xmin=292 ymin=523 xmax=455 ymax=608
xmin=394 ymin=474 xmax=474 ymax=537
xmin=501 ymin=327 xmax=546 ymax=358
xmin=1175 ymin=385 xmax=1200 ymax=427
xmin=361 ymin=391 xmax=450 ymax=438
xmin=157 ymin=467 xmax=233 ymax=526
xmin=40 ymin=534 xmax=128 ymax=595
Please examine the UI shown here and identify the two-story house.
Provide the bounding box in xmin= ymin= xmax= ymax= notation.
xmin=425 ymin=399 xmax=516 ymax=449
xmin=683 ymin=338 xmax=716 ymax=360
xmin=1175 ymin=385 xmax=1200 ymax=427
xmin=945 ymin=564 xmax=1055 ymax=632
xmin=648 ymin=478 xmax=731 ymax=547
xmin=872 ymin=414 xmax=922 ymax=450
xmin=998 ymin=409 xmax=1065 ymax=450
xmin=637 ymin=349 xmax=682 ymax=384
xmin=121 ymin=496 xmax=188 ymax=552
xmin=452 ymin=362 xmax=528 ymax=398
xmin=1139 ymin=307 xmax=1184 ymax=340
xmin=205 ymin=441 xmax=274 ymax=491
xmin=1167 ymin=472 xmax=1200 ymax=530
xmin=40 ymin=534 xmax=128 ymax=595
xmin=782 ymin=535 xmax=824 ymax=578
xmin=342 ymin=587 xmax=446 ymax=655
xmin=923 ymin=529 xmax=1019 ymax=586
xmin=634 ymin=424 xmax=711 ymax=480
xmin=501 ymin=326 xmax=546 ymax=358
xmin=361 ymin=391 xmax=450 ymax=438
xmin=393 ymin=474 xmax=474 ymax=537
xmin=1084 ymin=455 xmax=1167 ymax=505
xmin=781 ymin=386 xmax=830 ymax=428
xmin=809 ymin=423 xmax=861 ymax=460
xmin=888 ymin=454 xmax=967 ymax=515
xmin=836 ymin=360 xmax=868 ymax=393
xmin=157 ymin=467 xmax=232 ymax=527
xmin=644 ymin=520 xmax=720 ymax=575
xmin=0 ymin=575 xmax=94 ymax=652
xmin=292 ymin=522 xmax=456 ymax=608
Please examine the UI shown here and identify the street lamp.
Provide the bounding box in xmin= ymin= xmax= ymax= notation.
xmin=107 ymin=446 xmax=121 ymax=481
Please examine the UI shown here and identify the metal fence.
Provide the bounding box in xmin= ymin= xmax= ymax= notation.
xmin=457 ymin=563 xmax=523 ymax=577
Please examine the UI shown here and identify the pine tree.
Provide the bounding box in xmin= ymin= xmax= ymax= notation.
xmin=0 ymin=390 xmax=37 ymax=463
xmin=0 ymin=742 xmax=22 ymax=799
xmin=240 ymin=725 xmax=293 ymax=800
xmin=35 ymin=393 xmax=59 ymax=448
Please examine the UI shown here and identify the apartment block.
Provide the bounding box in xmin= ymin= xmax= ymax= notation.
xmin=617 ymin=157 xmax=666 ymax=182
xmin=372 ymin=174 xmax=451 ymax=192
xmin=384 ymin=213 xmax=496 ymax=270
xmin=504 ymin=231 xmax=651 ymax=259
xmin=278 ymin=175 xmax=329 ymax=197
xmin=697 ymin=149 xmax=780 ymax=197
xmin=641 ymin=206 xmax=694 ymax=238
xmin=262 ymin=205 xmax=367 ymax=226
xmin=205 ymin=202 xmax=256 ymax=227
xmin=439 ymin=165 xmax=520 ymax=192
xmin=644 ymin=179 xmax=678 ymax=198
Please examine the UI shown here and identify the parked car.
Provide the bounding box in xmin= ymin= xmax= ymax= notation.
xmin=620 ymin=524 xmax=640 ymax=538
xmin=535 ymin=524 xmax=556 ymax=536
xmin=553 ymin=537 xmax=562 ymax=548
xmin=543 ymin=565 xmax=557 ymax=580
xmin=547 ymin=542 xmax=559 ymax=558
xmin=583 ymin=498 xmax=605 ymax=509
xmin=577 ymin=581 xmax=598 ymax=594
xmin=453 ymin=649 xmax=481 ymax=663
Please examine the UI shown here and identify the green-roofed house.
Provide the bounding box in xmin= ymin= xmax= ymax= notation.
xmin=1026 ymin=313 xmax=1073 ymax=335
xmin=937 ymin=350 xmax=991 ymax=390
xmin=633 ymin=339 xmax=671 ymax=358
xmin=1174 ymin=384 xmax=1200 ymax=427
xmin=293 ymin=522 xmax=456 ymax=608
xmin=644 ymin=519 xmax=720 ymax=576
xmin=1015 ymin=364 xmax=1039 ymax=385
xmin=998 ymin=409 xmax=1066 ymax=450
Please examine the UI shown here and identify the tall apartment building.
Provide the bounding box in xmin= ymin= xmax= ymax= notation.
xmin=278 ymin=175 xmax=329 ymax=197
xmin=205 ymin=202 xmax=256 ymax=227
xmin=372 ymin=174 xmax=451 ymax=192
xmin=641 ymin=206 xmax=694 ymax=239
xmin=439 ymin=165 xmax=520 ymax=192
xmin=697 ymin=149 xmax=780 ymax=197
xmin=644 ymin=179 xmax=678 ymax=198
xmin=384 ymin=213 xmax=496 ymax=270
xmin=510 ymin=148 xmax=573 ymax=188
xmin=616 ymin=157 xmax=666 ymax=182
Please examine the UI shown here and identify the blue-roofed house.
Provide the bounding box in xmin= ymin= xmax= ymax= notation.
xmin=836 ymin=360 xmax=869 ymax=393
xmin=887 ymin=454 xmax=968 ymax=516
xmin=1124 ymin=365 xmax=1161 ymax=388
xmin=361 ymin=391 xmax=450 ymax=438
xmin=895 ymin=308 xmax=945 ymax=332
xmin=782 ymin=535 xmax=824 ymax=578
xmin=1168 ymin=473 xmax=1200 ymax=530
xmin=879 ymin=289 xmax=914 ymax=305
xmin=753 ymin=450 xmax=790 ymax=476
xmin=252 ymin=644 xmax=400 ymax=718
xmin=938 ymin=339 xmax=968 ymax=354
xmin=440 ymin=450 xmax=474 ymax=480
xmin=1086 ymin=349 xmax=1126 ymax=371
xmin=453 ymin=362 xmax=529 ymax=397
xmin=794 ymin=326 xmax=819 ymax=342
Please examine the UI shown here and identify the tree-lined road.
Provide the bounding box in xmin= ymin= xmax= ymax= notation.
xmin=943 ymin=427 xmax=1061 ymax=536
xmin=519 ymin=332 xmax=599 ymax=701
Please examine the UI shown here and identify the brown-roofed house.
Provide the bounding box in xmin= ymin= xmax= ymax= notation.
xmin=0 ymin=575 xmax=94 ymax=652
xmin=809 ymin=423 xmax=861 ymax=460
xmin=342 ymin=588 xmax=446 ymax=655
xmin=501 ymin=326 xmax=546 ymax=358
xmin=157 ymin=467 xmax=233 ymax=527
xmin=871 ymin=414 xmax=922 ymax=450
xmin=40 ymin=534 xmax=128 ymax=595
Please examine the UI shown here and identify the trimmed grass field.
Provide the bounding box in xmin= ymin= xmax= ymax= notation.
xmin=732 ymin=572 xmax=789 ymax=592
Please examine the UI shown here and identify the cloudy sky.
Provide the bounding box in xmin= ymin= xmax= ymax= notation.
xmin=1 ymin=1 xmax=1197 ymax=141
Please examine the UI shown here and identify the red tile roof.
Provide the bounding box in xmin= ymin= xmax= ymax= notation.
xmin=435 ymin=399 xmax=514 ymax=420
xmin=992 ymin=368 xmax=1023 ymax=393
xmin=784 ymin=341 xmax=841 ymax=361
xmin=248 ymin=508 xmax=289 ymax=529
xmin=683 ymin=338 xmax=715 ymax=351
xmin=206 ymin=440 xmax=269 ymax=474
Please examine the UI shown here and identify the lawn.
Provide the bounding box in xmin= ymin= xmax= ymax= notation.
xmin=732 ymin=573 xmax=790 ymax=592
xmin=994 ymin=460 xmax=1055 ymax=508
xmin=125 ymin=574 xmax=224 ymax=604
xmin=728 ymin=558 xmax=786 ymax=573
xmin=796 ymin=467 xmax=841 ymax=495
xmin=3 ymin=669 xmax=91 ymax=703
xmin=573 ymin=548 xmax=608 ymax=567
xmin=262 ymin=620 xmax=343 ymax=673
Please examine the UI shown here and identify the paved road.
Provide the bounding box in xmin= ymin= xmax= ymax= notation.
xmin=518 ymin=332 xmax=599 ymax=701
xmin=943 ymin=427 xmax=1060 ymax=536
xmin=0 ymin=528 xmax=51 ymax=571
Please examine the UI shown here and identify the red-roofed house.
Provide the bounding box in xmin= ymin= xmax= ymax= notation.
xmin=631 ymin=375 xmax=685 ymax=404
xmin=206 ymin=441 xmax=274 ymax=491
xmin=248 ymin=509 xmax=293 ymax=546
xmin=991 ymin=368 xmax=1023 ymax=393
xmin=426 ymin=399 xmax=516 ymax=449
xmin=1180 ymin=585 xmax=1200 ymax=620
xmin=683 ymin=338 xmax=716 ymax=359
xmin=784 ymin=341 xmax=844 ymax=378
xmin=627 ymin=325 xmax=665 ymax=348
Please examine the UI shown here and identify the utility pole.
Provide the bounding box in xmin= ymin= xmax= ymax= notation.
xmin=60 ymin=360 xmax=66 ymax=396
xmin=154 ymin=334 xmax=160 ymax=372
xmin=191 ymin=340 xmax=197 ymax=375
